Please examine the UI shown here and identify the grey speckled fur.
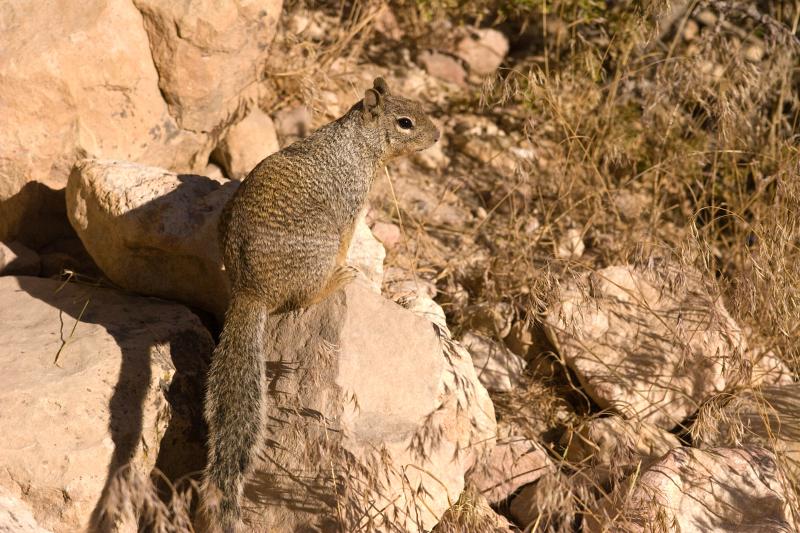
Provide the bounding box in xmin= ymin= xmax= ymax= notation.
xmin=202 ymin=78 xmax=439 ymax=532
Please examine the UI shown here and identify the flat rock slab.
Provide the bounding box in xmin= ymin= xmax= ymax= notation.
xmin=545 ymin=265 xmax=745 ymax=428
xmin=0 ymin=276 xmax=213 ymax=533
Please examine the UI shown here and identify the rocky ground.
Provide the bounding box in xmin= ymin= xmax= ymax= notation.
xmin=1 ymin=1 xmax=799 ymax=532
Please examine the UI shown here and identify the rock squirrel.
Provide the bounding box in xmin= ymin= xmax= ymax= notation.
xmin=202 ymin=77 xmax=440 ymax=532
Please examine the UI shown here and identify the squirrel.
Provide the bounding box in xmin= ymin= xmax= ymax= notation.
xmin=201 ymin=77 xmax=440 ymax=532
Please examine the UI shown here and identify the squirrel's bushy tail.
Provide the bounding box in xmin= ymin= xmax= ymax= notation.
xmin=202 ymin=293 xmax=267 ymax=533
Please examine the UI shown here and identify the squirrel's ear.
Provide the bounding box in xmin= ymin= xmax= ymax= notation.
xmin=363 ymin=87 xmax=383 ymax=119
xmin=373 ymin=77 xmax=390 ymax=96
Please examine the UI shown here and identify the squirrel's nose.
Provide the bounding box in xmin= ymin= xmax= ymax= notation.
xmin=434 ymin=129 xmax=440 ymax=142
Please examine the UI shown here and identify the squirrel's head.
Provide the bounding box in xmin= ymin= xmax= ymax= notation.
xmin=361 ymin=77 xmax=440 ymax=159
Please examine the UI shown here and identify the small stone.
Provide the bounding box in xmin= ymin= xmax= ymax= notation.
xmin=751 ymin=352 xmax=794 ymax=386
xmin=587 ymin=447 xmax=793 ymax=532
xmin=385 ymin=276 xmax=438 ymax=302
xmin=273 ymin=105 xmax=312 ymax=145
xmin=204 ymin=162 xmax=226 ymax=182
xmin=370 ymin=221 xmax=402 ymax=249
xmin=413 ymin=138 xmax=450 ymax=170
xmin=456 ymin=28 xmax=509 ymax=76
xmin=418 ymin=51 xmax=467 ymax=87
xmin=561 ymin=416 xmax=680 ymax=483
xmin=556 ymin=228 xmax=584 ymax=259
xmin=462 ymin=332 xmax=526 ymax=392
xmin=0 ymin=241 xmax=40 ymax=276
xmin=744 ymin=44 xmax=765 ymax=63
xmin=468 ymin=436 xmax=553 ymax=503
xmin=683 ymin=19 xmax=699 ymax=40
xmin=524 ymin=218 xmax=541 ymax=235
xmin=696 ymin=9 xmax=717 ymax=26
xmin=504 ymin=321 xmax=534 ymax=357
xmin=345 ymin=213 xmax=386 ymax=293
xmin=614 ymin=190 xmax=649 ymax=221
xmin=374 ymin=7 xmax=403 ymax=40
xmin=708 ymin=383 xmax=800 ymax=478
xmin=434 ymin=488 xmax=516 ymax=532
xmin=215 ymin=107 xmax=280 ymax=180
xmin=466 ymin=302 xmax=514 ymax=338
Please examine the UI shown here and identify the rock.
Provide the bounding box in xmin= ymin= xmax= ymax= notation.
xmin=468 ymin=436 xmax=553 ymax=503
xmin=744 ymin=44 xmax=765 ymax=63
xmin=66 ymin=159 xmax=235 ymax=319
xmin=214 ymin=107 xmax=280 ymax=180
xmin=346 ymin=212 xmax=386 ymax=292
xmin=418 ymin=51 xmax=467 ymax=87
xmin=132 ymin=0 xmax=282 ymax=132
xmin=0 ymin=488 xmax=54 ymax=533
xmin=556 ymin=228 xmax=585 ymax=259
xmin=273 ymin=104 xmax=313 ymax=146
xmin=587 ymin=447 xmax=794 ymax=532
xmin=455 ymin=28 xmax=509 ymax=76
xmin=561 ymin=416 xmax=680 ymax=481
xmin=370 ymin=221 xmax=402 ymax=249
xmin=0 ymin=241 xmax=40 ymax=276
xmin=706 ymin=384 xmax=800 ymax=478
xmin=683 ymin=18 xmax=699 ymax=40
xmin=241 ymin=281 xmax=496 ymax=532
xmin=0 ymin=276 xmax=214 ymax=533
xmin=0 ymin=3 xmax=187 ymax=244
xmin=544 ymin=265 xmax=745 ymax=428
xmin=509 ymin=480 xmax=546 ymax=528
xmin=384 ymin=267 xmax=438 ymax=302
xmin=465 ymin=302 xmax=514 ymax=338
xmin=374 ymin=6 xmax=403 ymax=41
xmin=35 ymin=235 xmax=100 ymax=279
xmin=433 ymin=487 xmax=516 ymax=533
xmin=0 ymin=0 xmax=282 ymax=245
xmin=204 ymin=162 xmax=227 ymax=182
xmin=462 ymin=332 xmax=526 ymax=393
xmin=751 ymin=352 xmax=794 ymax=386
xmin=504 ymin=321 xmax=534 ymax=358
xmin=413 ymin=137 xmax=451 ymax=171
xmin=67 ymin=159 xmax=389 ymax=318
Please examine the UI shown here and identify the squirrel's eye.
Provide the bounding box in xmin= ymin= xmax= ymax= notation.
xmin=397 ymin=117 xmax=414 ymax=129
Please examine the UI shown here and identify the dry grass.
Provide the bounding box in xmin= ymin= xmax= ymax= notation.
xmin=375 ymin=0 xmax=800 ymax=530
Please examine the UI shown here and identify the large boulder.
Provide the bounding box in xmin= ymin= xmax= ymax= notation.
xmin=0 ymin=275 xmax=214 ymax=533
xmin=545 ymin=265 xmax=746 ymax=429
xmin=133 ymin=0 xmax=282 ymax=133
xmin=240 ymin=281 xmax=496 ymax=532
xmin=587 ymin=446 xmax=795 ymax=532
xmin=0 ymin=0 xmax=282 ymax=246
xmin=66 ymin=159 xmax=387 ymax=318
xmin=66 ymin=159 xmax=235 ymax=318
